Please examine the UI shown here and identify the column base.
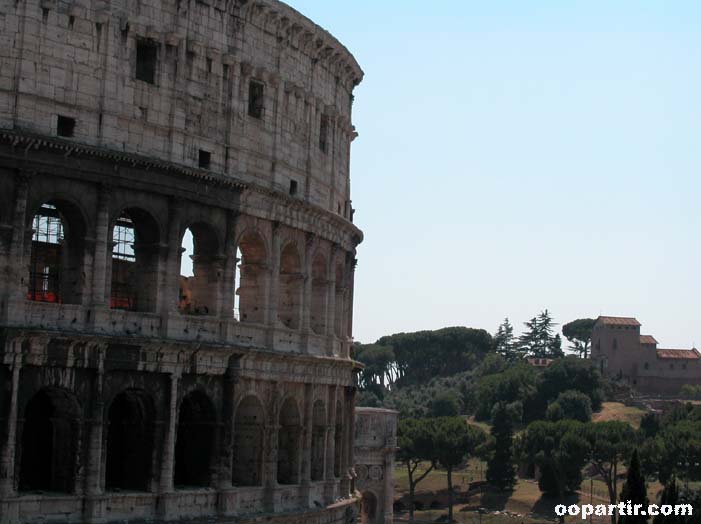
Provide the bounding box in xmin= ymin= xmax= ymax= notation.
xmin=0 ymin=497 xmax=19 ymax=524
xmin=157 ymin=492 xmax=179 ymax=521
xmin=83 ymin=494 xmax=109 ymax=524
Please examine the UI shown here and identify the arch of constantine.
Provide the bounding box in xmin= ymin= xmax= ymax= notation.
xmin=0 ymin=0 xmax=367 ymax=522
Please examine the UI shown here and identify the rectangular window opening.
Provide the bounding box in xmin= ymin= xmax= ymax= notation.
xmin=289 ymin=180 xmax=298 ymax=196
xmin=248 ymin=80 xmax=265 ymax=119
xmin=136 ymin=39 xmax=158 ymax=84
xmin=57 ymin=115 xmax=76 ymax=137
xmin=199 ymin=150 xmax=211 ymax=170
xmin=319 ymin=115 xmax=329 ymax=153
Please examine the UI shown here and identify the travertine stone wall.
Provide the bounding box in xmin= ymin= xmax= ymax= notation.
xmin=0 ymin=0 xmax=368 ymax=522
xmin=0 ymin=0 xmax=361 ymax=216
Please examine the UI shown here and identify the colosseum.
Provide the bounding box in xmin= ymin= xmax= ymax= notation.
xmin=0 ymin=0 xmax=367 ymax=522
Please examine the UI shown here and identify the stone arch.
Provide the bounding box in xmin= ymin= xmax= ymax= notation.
xmin=174 ymin=390 xmax=217 ymax=488
xmin=179 ymin=222 xmax=222 ymax=316
xmin=334 ymin=398 xmax=344 ymax=477
xmin=310 ymin=252 xmax=328 ymax=335
xmin=17 ymin=387 xmax=81 ymax=493
xmin=277 ymin=396 xmax=301 ymax=485
xmin=109 ymin=207 xmax=161 ymax=312
xmin=310 ymin=399 xmax=326 ymax=481
xmin=26 ymin=199 xmax=88 ymax=304
xmin=278 ymin=242 xmax=303 ymax=330
xmin=360 ymin=491 xmax=379 ymax=524
xmin=232 ymin=395 xmax=265 ymax=487
xmin=236 ymin=230 xmax=268 ymax=324
xmin=105 ymin=389 xmax=155 ymax=492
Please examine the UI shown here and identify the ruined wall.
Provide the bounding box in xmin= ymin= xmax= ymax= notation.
xmin=354 ymin=408 xmax=398 ymax=524
xmin=0 ymin=0 xmax=362 ymax=216
xmin=0 ymin=0 xmax=366 ymax=522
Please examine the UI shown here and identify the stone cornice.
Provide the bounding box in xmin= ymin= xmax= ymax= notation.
xmin=0 ymin=129 xmax=364 ymax=248
xmin=236 ymin=0 xmax=364 ymax=89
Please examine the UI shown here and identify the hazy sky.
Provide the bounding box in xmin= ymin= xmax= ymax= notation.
xmin=283 ymin=2 xmax=701 ymax=347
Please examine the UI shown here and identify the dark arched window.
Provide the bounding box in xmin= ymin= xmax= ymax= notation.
xmin=110 ymin=209 xmax=159 ymax=312
xmin=311 ymin=400 xmax=326 ymax=481
xmin=277 ymin=397 xmax=301 ymax=485
xmin=311 ymin=254 xmax=328 ymax=335
xmin=334 ymin=399 xmax=344 ymax=478
xmin=18 ymin=388 xmax=80 ymax=493
xmin=27 ymin=201 xmax=86 ymax=304
xmin=178 ymin=224 xmax=221 ymax=316
xmin=105 ymin=390 xmax=154 ymax=491
xmin=278 ymin=243 xmax=302 ymax=330
xmin=233 ymin=396 xmax=264 ymax=487
xmin=174 ymin=391 xmax=216 ymax=488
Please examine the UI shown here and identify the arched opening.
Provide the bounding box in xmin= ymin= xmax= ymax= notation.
xmin=18 ymin=388 xmax=81 ymax=493
xmin=105 ymin=390 xmax=154 ymax=492
xmin=278 ymin=242 xmax=302 ymax=330
xmin=236 ymin=232 xmax=267 ymax=324
xmin=334 ymin=263 xmax=346 ymax=337
xmin=232 ymin=395 xmax=264 ymax=487
xmin=277 ymin=397 xmax=301 ymax=485
xmin=178 ymin=223 xmax=221 ymax=316
xmin=310 ymin=253 xmax=328 ymax=335
xmin=334 ymin=399 xmax=344 ymax=478
xmin=110 ymin=209 xmax=160 ymax=312
xmin=310 ymin=400 xmax=326 ymax=481
xmin=360 ymin=491 xmax=378 ymax=524
xmin=174 ymin=390 xmax=216 ymax=488
xmin=27 ymin=201 xmax=86 ymax=304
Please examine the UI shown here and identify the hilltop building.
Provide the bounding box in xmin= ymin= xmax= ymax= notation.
xmin=591 ymin=316 xmax=700 ymax=395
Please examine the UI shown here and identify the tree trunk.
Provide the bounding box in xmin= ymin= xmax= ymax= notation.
xmin=408 ymin=463 xmax=415 ymax=524
xmin=448 ymin=466 xmax=454 ymax=523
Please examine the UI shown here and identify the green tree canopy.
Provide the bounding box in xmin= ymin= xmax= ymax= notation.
xmin=397 ymin=418 xmax=439 ymax=524
xmin=521 ymin=420 xmax=590 ymax=498
xmin=562 ymin=318 xmax=596 ymax=359
xmin=519 ymin=309 xmax=564 ymax=358
xmin=487 ymin=402 xmax=517 ymax=490
xmin=538 ymin=356 xmax=604 ymax=412
xmin=619 ymin=449 xmax=649 ymax=524
xmin=376 ymin=327 xmax=494 ymax=387
xmin=546 ymin=390 xmax=593 ymax=423
xmin=432 ymin=417 xmax=487 ymax=524
xmin=475 ymin=363 xmax=538 ymax=421
xmin=583 ymin=421 xmax=637 ymax=524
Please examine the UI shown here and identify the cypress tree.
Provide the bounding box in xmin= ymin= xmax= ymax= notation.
xmin=619 ymin=449 xmax=648 ymax=524
xmin=486 ymin=402 xmax=517 ymax=490
xmin=653 ymin=476 xmax=681 ymax=524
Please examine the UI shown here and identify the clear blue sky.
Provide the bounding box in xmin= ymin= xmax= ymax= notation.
xmin=285 ymin=1 xmax=701 ymax=348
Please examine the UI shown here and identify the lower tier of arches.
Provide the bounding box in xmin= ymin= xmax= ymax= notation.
xmin=0 ymin=329 xmax=359 ymax=524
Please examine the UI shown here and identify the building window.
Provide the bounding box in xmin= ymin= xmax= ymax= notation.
xmin=670 ymin=363 xmax=674 ymax=370
xmin=612 ymin=338 xmax=618 ymax=350
xmin=136 ymin=39 xmax=158 ymax=84
xmin=57 ymin=115 xmax=75 ymax=138
xmin=198 ymin=150 xmax=211 ymax=170
xmin=319 ymin=115 xmax=329 ymax=153
xmin=289 ymin=180 xmax=298 ymax=196
xmin=644 ymin=362 xmax=649 ymax=370
xmin=248 ymin=80 xmax=265 ymax=119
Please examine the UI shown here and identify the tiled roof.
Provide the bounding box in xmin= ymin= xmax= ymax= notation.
xmin=656 ymin=349 xmax=700 ymax=360
xmin=527 ymin=358 xmax=554 ymax=368
xmin=598 ymin=316 xmax=641 ymax=327
xmin=640 ymin=335 xmax=658 ymax=345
